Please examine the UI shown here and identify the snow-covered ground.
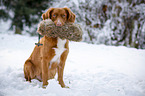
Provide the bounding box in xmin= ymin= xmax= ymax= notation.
xmin=0 ymin=34 xmax=145 ymax=96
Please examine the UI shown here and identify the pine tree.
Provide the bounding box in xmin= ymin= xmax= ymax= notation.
xmin=1 ymin=0 xmax=52 ymax=34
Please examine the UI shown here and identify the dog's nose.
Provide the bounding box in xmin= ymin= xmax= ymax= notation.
xmin=56 ymin=22 xmax=62 ymax=26
xmin=56 ymin=19 xmax=62 ymax=26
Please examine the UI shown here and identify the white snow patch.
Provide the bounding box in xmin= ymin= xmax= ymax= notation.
xmin=0 ymin=34 xmax=145 ymax=96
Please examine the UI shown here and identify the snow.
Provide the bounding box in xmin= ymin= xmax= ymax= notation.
xmin=0 ymin=34 xmax=145 ymax=96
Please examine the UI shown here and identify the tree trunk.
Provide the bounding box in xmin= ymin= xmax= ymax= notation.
xmin=15 ymin=26 xmax=22 ymax=34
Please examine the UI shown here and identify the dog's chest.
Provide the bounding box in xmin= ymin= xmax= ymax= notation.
xmin=50 ymin=38 xmax=66 ymax=68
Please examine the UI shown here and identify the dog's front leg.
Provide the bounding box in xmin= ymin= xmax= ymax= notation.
xmin=41 ymin=47 xmax=54 ymax=88
xmin=57 ymin=63 xmax=65 ymax=88
xmin=41 ymin=44 xmax=51 ymax=88
xmin=58 ymin=50 xmax=69 ymax=88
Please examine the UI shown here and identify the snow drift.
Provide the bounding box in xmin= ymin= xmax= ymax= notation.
xmin=0 ymin=34 xmax=145 ymax=96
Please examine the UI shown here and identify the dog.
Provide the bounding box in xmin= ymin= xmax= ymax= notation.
xmin=24 ymin=7 xmax=75 ymax=88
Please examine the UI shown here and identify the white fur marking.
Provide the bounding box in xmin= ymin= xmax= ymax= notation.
xmin=57 ymin=19 xmax=61 ymax=25
xmin=49 ymin=38 xmax=66 ymax=68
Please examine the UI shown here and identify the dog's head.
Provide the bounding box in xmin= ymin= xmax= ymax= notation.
xmin=42 ymin=7 xmax=76 ymax=26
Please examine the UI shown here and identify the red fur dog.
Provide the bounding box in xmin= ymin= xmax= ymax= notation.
xmin=24 ymin=7 xmax=75 ymax=88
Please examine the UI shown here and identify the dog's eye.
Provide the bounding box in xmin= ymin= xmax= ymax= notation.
xmin=53 ymin=14 xmax=56 ymax=17
xmin=62 ymin=15 xmax=66 ymax=17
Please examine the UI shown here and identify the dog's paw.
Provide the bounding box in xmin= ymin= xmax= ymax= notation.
xmin=64 ymin=85 xmax=69 ymax=88
xmin=61 ymin=85 xmax=69 ymax=88
xmin=42 ymin=85 xmax=47 ymax=89
xmin=42 ymin=82 xmax=48 ymax=89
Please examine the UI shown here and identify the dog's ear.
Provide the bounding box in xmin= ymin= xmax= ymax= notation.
xmin=42 ymin=8 xmax=54 ymax=20
xmin=64 ymin=7 xmax=76 ymax=23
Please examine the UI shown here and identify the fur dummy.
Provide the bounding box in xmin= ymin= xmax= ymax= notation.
xmin=37 ymin=19 xmax=83 ymax=42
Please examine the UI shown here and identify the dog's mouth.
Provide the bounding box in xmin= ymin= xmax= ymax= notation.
xmin=54 ymin=19 xmax=65 ymax=27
